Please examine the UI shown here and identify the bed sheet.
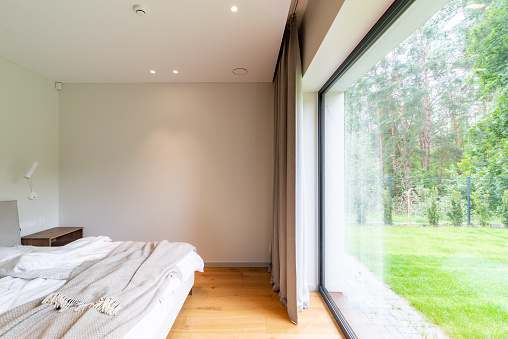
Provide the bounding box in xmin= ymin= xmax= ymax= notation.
xmin=0 ymin=236 xmax=204 ymax=337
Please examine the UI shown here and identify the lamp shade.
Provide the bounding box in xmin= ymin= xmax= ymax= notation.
xmin=24 ymin=162 xmax=38 ymax=179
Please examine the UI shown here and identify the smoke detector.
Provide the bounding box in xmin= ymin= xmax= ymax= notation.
xmin=133 ymin=4 xmax=149 ymax=16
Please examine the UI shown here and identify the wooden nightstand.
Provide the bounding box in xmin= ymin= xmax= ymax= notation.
xmin=21 ymin=227 xmax=83 ymax=247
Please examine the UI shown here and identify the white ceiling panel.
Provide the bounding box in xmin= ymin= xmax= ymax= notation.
xmin=0 ymin=0 xmax=291 ymax=83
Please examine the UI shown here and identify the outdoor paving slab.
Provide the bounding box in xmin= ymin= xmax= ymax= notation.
xmin=340 ymin=254 xmax=451 ymax=339
xmin=385 ymin=325 xmax=406 ymax=339
xmin=399 ymin=326 xmax=420 ymax=334
xmin=398 ymin=320 xmax=413 ymax=328
xmin=386 ymin=315 xmax=403 ymax=327
xmin=369 ymin=315 xmax=393 ymax=326
xmin=368 ymin=324 xmax=391 ymax=333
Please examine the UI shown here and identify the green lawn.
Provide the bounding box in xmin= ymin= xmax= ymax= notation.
xmin=345 ymin=225 xmax=508 ymax=339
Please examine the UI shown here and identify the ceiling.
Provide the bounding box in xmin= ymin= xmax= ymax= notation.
xmin=0 ymin=0 xmax=292 ymax=83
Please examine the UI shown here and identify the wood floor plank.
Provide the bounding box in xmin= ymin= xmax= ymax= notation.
xmin=167 ymin=268 xmax=344 ymax=339
xmin=173 ymin=316 xmax=267 ymax=333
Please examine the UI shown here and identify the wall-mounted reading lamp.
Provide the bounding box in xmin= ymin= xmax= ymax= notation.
xmin=24 ymin=162 xmax=38 ymax=200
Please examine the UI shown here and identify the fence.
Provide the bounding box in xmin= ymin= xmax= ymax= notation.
xmin=382 ymin=175 xmax=508 ymax=226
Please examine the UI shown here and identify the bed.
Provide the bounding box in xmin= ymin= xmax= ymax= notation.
xmin=0 ymin=201 xmax=204 ymax=338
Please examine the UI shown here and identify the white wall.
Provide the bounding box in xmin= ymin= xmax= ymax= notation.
xmin=59 ymin=83 xmax=274 ymax=265
xmin=322 ymin=91 xmax=345 ymax=292
xmin=0 ymin=56 xmax=59 ymax=235
xmin=302 ymin=0 xmax=395 ymax=92
xmin=302 ymin=92 xmax=318 ymax=290
xmin=299 ymin=0 xmax=344 ymax=75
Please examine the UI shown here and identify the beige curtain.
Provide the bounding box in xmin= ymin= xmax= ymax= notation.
xmin=271 ymin=15 xmax=308 ymax=325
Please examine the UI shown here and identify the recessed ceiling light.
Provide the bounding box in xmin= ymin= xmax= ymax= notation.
xmin=466 ymin=4 xmax=486 ymax=9
xmin=150 ymin=70 xmax=156 ymax=74
xmin=233 ymin=68 xmax=248 ymax=75
xmin=173 ymin=70 xmax=179 ymax=74
xmin=231 ymin=5 xmax=238 ymax=12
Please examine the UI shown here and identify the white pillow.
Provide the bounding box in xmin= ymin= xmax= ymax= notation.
xmin=0 ymin=252 xmax=72 ymax=280
xmin=0 ymin=247 xmax=22 ymax=264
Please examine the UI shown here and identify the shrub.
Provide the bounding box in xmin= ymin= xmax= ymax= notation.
xmin=501 ymin=190 xmax=508 ymax=227
xmin=447 ymin=190 xmax=463 ymax=226
xmin=425 ymin=188 xmax=439 ymax=226
xmin=472 ymin=191 xmax=490 ymax=227
xmin=355 ymin=195 xmax=366 ymax=224
xmin=383 ymin=188 xmax=393 ymax=225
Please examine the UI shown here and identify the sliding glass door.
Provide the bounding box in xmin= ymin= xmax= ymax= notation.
xmin=319 ymin=0 xmax=508 ymax=338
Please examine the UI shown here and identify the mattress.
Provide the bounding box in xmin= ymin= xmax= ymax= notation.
xmin=0 ymin=236 xmax=204 ymax=338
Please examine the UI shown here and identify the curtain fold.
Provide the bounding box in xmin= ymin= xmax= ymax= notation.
xmin=270 ymin=15 xmax=309 ymax=325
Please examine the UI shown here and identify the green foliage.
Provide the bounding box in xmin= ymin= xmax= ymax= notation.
xmin=472 ymin=191 xmax=491 ymax=226
xmin=460 ymin=0 xmax=508 ymax=208
xmin=499 ymin=190 xmax=508 ymax=227
xmin=467 ymin=0 xmax=508 ymax=97
xmin=458 ymin=98 xmax=508 ymax=206
xmin=383 ymin=188 xmax=393 ymax=225
xmin=447 ymin=190 xmax=464 ymax=226
xmin=425 ymin=187 xmax=440 ymax=226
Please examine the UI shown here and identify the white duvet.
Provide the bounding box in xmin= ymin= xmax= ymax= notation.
xmin=0 ymin=236 xmax=204 ymax=318
xmin=0 ymin=236 xmax=120 ymax=281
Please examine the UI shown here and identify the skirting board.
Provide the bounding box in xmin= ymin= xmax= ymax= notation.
xmin=205 ymin=262 xmax=270 ymax=267
xmin=307 ymin=284 xmax=318 ymax=292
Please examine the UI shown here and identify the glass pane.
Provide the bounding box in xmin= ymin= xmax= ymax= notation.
xmin=322 ymin=0 xmax=508 ymax=338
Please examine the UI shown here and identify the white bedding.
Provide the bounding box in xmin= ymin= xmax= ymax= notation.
xmin=0 ymin=236 xmax=204 ymax=337
xmin=0 ymin=236 xmax=121 ymax=281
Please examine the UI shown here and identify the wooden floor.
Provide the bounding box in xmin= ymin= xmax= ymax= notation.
xmin=167 ymin=267 xmax=345 ymax=339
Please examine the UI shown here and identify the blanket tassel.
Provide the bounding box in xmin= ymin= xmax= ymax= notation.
xmin=91 ymin=297 xmax=124 ymax=316
xmin=41 ymin=293 xmax=84 ymax=312
xmin=42 ymin=293 xmax=122 ymax=315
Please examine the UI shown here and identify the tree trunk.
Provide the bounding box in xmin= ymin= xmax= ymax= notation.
xmin=419 ymin=131 xmax=425 ymax=168
xmin=377 ymin=107 xmax=385 ymax=174
xmin=420 ymin=30 xmax=431 ymax=172
xmin=394 ymin=54 xmax=410 ymax=180
xmin=451 ymin=93 xmax=461 ymax=148
xmin=384 ymin=61 xmax=397 ymax=176
xmin=439 ymin=152 xmax=444 ymax=184
xmin=373 ymin=71 xmax=384 ymax=174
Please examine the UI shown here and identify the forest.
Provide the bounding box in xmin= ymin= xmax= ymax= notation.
xmin=344 ymin=0 xmax=508 ymax=226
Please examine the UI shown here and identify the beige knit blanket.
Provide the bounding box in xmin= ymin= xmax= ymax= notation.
xmin=0 ymin=240 xmax=195 ymax=339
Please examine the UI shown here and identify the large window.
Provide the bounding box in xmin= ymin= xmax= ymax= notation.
xmin=319 ymin=0 xmax=508 ymax=338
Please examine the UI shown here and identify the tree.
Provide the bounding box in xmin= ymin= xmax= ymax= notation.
xmin=460 ymin=0 xmax=508 ymax=207
xmin=342 ymin=0 xmax=504 ymax=222
xmin=467 ymin=0 xmax=508 ymax=98
xmin=383 ymin=188 xmax=393 ymax=225
xmin=471 ymin=191 xmax=491 ymax=226
xmin=425 ymin=187 xmax=440 ymax=226
xmin=447 ymin=190 xmax=464 ymax=226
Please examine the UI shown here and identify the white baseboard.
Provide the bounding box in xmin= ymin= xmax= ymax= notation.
xmin=307 ymin=284 xmax=318 ymax=292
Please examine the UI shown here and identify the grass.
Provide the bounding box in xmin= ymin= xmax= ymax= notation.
xmin=346 ymin=211 xmax=507 ymax=225
xmin=345 ymin=225 xmax=508 ymax=339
